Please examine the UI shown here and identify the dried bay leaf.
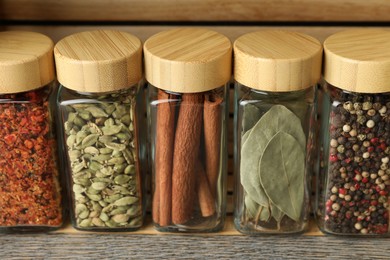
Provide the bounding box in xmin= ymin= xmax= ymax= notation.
xmin=270 ymin=202 xmax=284 ymax=229
xmin=245 ymin=196 xmax=270 ymax=221
xmin=241 ymin=105 xmax=305 ymax=209
xmin=242 ymin=103 xmax=262 ymax=133
xmin=259 ymin=131 xmax=304 ymax=222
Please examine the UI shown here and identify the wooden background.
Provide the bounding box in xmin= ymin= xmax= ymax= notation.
xmin=1 ymin=1 xmax=390 ymax=258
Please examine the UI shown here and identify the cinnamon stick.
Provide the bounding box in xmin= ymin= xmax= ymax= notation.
xmin=197 ymin=163 xmax=216 ymax=217
xmin=203 ymin=94 xmax=223 ymax=198
xmin=172 ymin=93 xmax=204 ymax=225
xmin=154 ymin=90 xmax=177 ymax=226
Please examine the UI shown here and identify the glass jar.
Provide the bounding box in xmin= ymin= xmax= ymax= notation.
xmin=0 ymin=31 xmax=63 ymax=232
xmin=55 ymin=30 xmax=145 ymax=231
xmin=144 ymin=28 xmax=231 ymax=232
xmin=316 ymin=29 xmax=390 ymax=236
xmin=233 ymin=31 xmax=322 ymax=234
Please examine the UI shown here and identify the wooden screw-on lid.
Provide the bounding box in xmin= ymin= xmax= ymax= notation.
xmin=144 ymin=28 xmax=232 ymax=93
xmin=54 ymin=30 xmax=142 ymax=93
xmin=234 ymin=30 xmax=322 ymax=92
xmin=0 ymin=31 xmax=55 ymax=94
xmin=324 ymin=29 xmax=390 ymax=93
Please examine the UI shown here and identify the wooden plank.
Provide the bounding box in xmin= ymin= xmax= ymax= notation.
xmin=4 ymin=25 xmax=388 ymax=44
xmin=1 ymin=0 xmax=390 ymax=22
xmin=56 ymin=216 xmax=322 ymax=236
xmin=2 ymin=233 xmax=390 ymax=259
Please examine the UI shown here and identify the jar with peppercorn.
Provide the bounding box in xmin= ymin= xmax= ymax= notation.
xmin=55 ymin=30 xmax=146 ymax=231
xmin=316 ymin=29 xmax=390 ymax=235
xmin=233 ymin=30 xmax=322 ymax=234
xmin=0 ymin=31 xmax=63 ymax=232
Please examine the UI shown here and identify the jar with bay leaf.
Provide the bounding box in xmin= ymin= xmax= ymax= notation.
xmin=316 ymin=29 xmax=390 ymax=236
xmin=144 ymin=28 xmax=231 ymax=232
xmin=55 ymin=30 xmax=146 ymax=231
xmin=233 ymin=31 xmax=322 ymax=234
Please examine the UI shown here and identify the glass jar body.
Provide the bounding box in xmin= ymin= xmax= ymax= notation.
xmin=148 ymin=84 xmax=228 ymax=232
xmin=234 ymin=83 xmax=316 ymax=234
xmin=0 ymin=83 xmax=63 ymax=232
xmin=316 ymin=83 xmax=390 ymax=236
xmin=57 ymin=84 xmax=146 ymax=231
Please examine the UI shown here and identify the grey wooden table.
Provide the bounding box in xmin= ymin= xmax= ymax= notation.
xmin=1 ymin=233 xmax=389 ymax=259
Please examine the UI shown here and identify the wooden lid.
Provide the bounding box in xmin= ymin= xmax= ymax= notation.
xmin=0 ymin=31 xmax=55 ymax=94
xmin=324 ymin=29 xmax=390 ymax=93
xmin=54 ymin=30 xmax=142 ymax=93
xmin=144 ymin=28 xmax=232 ymax=93
xmin=234 ymin=30 xmax=322 ymax=92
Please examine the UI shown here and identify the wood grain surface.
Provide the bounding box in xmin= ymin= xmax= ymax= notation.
xmin=0 ymin=31 xmax=55 ymax=93
xmin=324 ymin=29 xmax=390 ymax=93
xmin=234 ymin=30 xmax=322 ymax=91
xmin=144 ymin=28 xmax=231 ymax=93
xmin=1 ymin=232 xmax=389 ymax=259
xmin=4 ymin=25 xmax=389 ymax=44
xmin=54 ymin=30 xmax=142 ymax=92
xmin=1 ymin=0 xmax=390 ymax=22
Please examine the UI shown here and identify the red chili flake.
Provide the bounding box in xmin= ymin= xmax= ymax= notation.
xmin=330 ymin=155 xmax=338 ymax=162
xmin=0 ymin=88 xmax=62 ymax=227
xmin=344 ymin=158 xmax=352 ymax=164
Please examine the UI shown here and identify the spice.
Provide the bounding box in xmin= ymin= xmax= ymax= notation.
xmin=0 ymin=88 xmax=62 ymax=227
xmin=240 ymin=105 xmax=306 ymax=229
xmin=153 ymin=92 xmax=221 ymax=226
xmin=172 ymin=93 xmax=204 ymax=224
xmin=204 ymin=94 xmax=223 ymax=198
xmin=153 ymin=90 xmax=177 ymax=226
xmin=63 ymin=91 xmax=142 ymax=228
xmin=323 ymin=93 xmax=390 ymax=234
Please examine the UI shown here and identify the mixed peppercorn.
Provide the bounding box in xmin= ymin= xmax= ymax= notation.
xmin=324 ymin=89 xmax=390 ymax=234
xmin=0 ymin=88 xmax=62 ymax=227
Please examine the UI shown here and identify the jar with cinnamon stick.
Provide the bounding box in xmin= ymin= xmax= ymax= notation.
xmin=144 ymin=28 xmax=231 ymax=232
xmin=0 ymin=31 xmax=63 ymax=232
xmin=316 ymin=29 xmax=390 ymax=236
xmin=233 ymin=31 xmax=322 ymax=234
xmin=55 ymin=30 xmax=145 ymax=231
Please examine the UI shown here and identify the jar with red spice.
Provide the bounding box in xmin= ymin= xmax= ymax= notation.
xmin=316 ymin=29 xmax=390 ymax=236
xmin=0 ymin=31 xmax=63 ymax=232
xmin=55 ymin=30 xmax=145 ymax=231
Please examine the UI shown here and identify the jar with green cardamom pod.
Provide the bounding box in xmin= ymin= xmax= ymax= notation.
xmin=317 ymin=29 xmax=390 ymax=236
xmin=54 ymin=30 xmax=145 ymax=231
xmin=233 ymin=30 xmax=322 ymax=234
